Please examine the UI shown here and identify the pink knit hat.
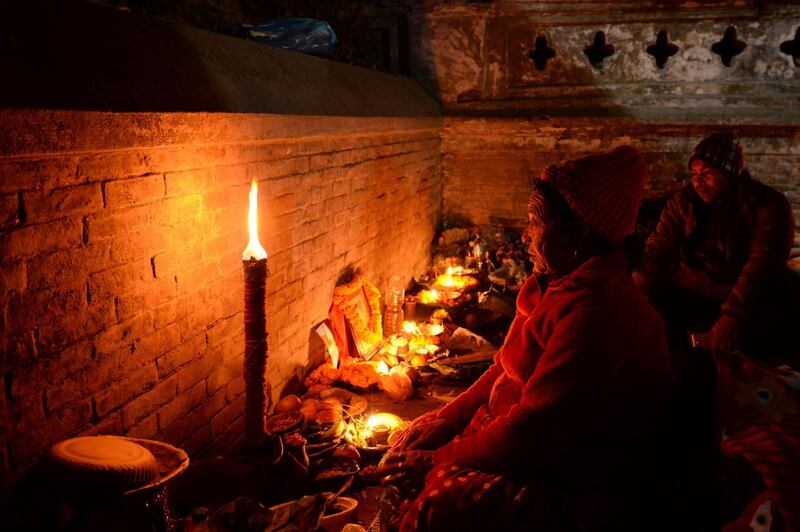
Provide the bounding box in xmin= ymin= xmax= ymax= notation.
xmin=539 ymin=145 xmax=648 ymax=243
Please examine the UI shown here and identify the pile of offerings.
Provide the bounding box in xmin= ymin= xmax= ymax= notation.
xmin=266 ymin=387 xmax=407 ymax=476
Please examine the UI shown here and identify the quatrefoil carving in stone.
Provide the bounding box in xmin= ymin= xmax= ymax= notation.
xmin=780 ymin=27 xmax=800 ymax=66
xmin=712 ymin=26 xmax=747 ymax=67
xmin=584 ymin=31 xmax=615 ymax=68
xmin=528 ymin=35 xmax=556 ymax=71
xmin=646 ymin=29 xmax=679 ymax=69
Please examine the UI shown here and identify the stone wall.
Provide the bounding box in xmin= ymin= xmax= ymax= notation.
xmin=0 ymin=110 xmax=441 ymax=481
xmin=410 ymin=1 xmax=800 ymax=230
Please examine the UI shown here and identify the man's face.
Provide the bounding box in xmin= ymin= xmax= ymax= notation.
xmin=690 ymin=159 xmax=735 ymax=204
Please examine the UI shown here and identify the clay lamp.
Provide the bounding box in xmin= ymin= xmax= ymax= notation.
xmin=365 ymin=413 xmax=404 ymax=445
xmin=417 ymin=288 xmax=441 ymax=304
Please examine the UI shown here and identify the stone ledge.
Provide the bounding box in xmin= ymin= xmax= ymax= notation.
xmin=0 ymin=1 xmax=440 ymax=118
xmin=0 ymin=110 xmax=442 ymax=157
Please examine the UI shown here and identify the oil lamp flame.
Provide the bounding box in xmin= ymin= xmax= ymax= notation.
xmin=243 ymin=180 xmax=268 ymax=261
xmin=417 ymin=288 xmax=439 ymax=304
xmin=402 ymin=321 xmax=421 ymax=335
xmin=377 ymin=361 xmax=390 ymax=374
xmin=366 ymin=412 xmax=403 ymax=430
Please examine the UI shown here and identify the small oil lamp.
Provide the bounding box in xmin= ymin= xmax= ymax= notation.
xmin=402 ymin=320 xmax=421 ymax=335
xmin=434 ymin=266 xmax=478 ymax=291
xmin=365 ymin=412 xmax=403 ymax=444
xmin=345 ymin=412 xmax=405 ymax=448
xmin=417 ymin=288 xmax=440 ymax=304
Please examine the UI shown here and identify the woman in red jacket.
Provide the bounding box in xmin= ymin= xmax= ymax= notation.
xmin=376 ymin=146 xmax=672 ymax=531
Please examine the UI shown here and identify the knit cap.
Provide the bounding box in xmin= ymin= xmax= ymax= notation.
xmin=539 ymin=145 xmax=648 ymax=243
xmin=689 ymin=132 xmax=744 ymax=176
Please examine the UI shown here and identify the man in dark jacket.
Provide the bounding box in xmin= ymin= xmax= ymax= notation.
xmin=634 ymin=132 xmax=798 ymax=527
xmin=635 ymin=132 xmax=797 ymax=364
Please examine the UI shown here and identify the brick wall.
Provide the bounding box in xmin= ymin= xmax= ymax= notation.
xmin=0 ymin=110 xmax=441 ymax=482
xmin=442 ymin=117 xmax=800 ymax=230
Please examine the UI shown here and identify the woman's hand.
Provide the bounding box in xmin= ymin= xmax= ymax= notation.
xmin=393 ymin=418 xmax=456 ymax=451
xmin=711 ymin=314 xmax=743 ymax=355
xmin=370 ymin=450 xmax=435 ymax=487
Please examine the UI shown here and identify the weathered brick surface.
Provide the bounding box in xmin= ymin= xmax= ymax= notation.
xmin=25 ymin=183 xmax=103 ymax=223
xmin=94 ymin=363 xmax=158 ymax=418
xmin=0 ymin=216 xmax=84 ymax=260
xmin=0 ymin=109 xmax=442 ymax=482
xmin=104 ymin=174 xmax=165 ymax=208
xmin=158 ymin=380 xmax=207 ymax=431
xmin=120 ymin=377 xmax=178 ymax=431
xmin=0 ymin=193 xmax=20 ymax=228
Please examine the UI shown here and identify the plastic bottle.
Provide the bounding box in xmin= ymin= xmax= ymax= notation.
xmin=472 ymin=234 xmax=488 ymax=271
xmin=383 ymin=275 xmax=405 ymax=337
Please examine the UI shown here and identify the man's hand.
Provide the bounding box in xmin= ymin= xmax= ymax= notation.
xmin=392 ymin=418 xmax=456 ymax=452
xmin=711 ymin=314 xmax=743 ymax=355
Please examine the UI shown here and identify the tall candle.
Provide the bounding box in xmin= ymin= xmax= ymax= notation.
xmin=243 ymin=180 xmax=269 ymax=445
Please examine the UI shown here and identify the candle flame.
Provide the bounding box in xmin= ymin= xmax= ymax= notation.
xmin=243 ymin=180 xmax=268 ymax=261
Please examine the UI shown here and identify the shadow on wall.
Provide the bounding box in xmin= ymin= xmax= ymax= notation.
xmin=0 ymin=0 xmax=438 ymax=117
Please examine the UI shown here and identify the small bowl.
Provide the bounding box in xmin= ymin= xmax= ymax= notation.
xmin=355 ymin=443 xmax=390 ymax=462
xmin=319 ymin=496 xmax=359 ymax=532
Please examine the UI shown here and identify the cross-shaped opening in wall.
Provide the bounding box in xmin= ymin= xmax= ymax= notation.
xmin=584 ymin=31 xmax=615 ymax=69
xmin=646 ymin=29 xmax=679 ymax=68
xmin=712 ymin=26 xmax=747 ymax=67
xmin=780 ymin=27 xmax=800 ymax=66
xmin=528 ymin=35 xmax=556 ymax=71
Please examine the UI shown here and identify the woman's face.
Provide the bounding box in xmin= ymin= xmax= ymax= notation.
xmin=524 ymin=193 xmax=576 ymax=277
xmin=690 ymin=159 xmax=735 ymax=204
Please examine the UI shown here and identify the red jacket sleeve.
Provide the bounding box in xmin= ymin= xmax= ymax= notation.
xmin=721 ymin=193 xmax=795 ymax=319
xmin=435 ymin=360 xmax=503 ymax=431
xmin=433 ymin=307 xmax=622 ymax=474
xmin=435 ymin=307 xmax=533 ymax=430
